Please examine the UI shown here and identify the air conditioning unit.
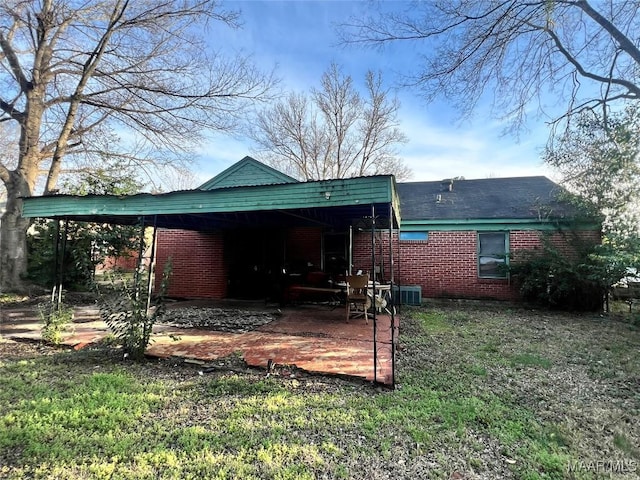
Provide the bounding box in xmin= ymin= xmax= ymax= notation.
xmin=392 ymin=285 xmax=422 ymax=306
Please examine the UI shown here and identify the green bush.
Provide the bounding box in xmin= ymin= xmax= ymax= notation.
xmin=509 ymin=233 xmax=611 ymax=311
xmin=39 ymin=300 xmax=74 ymax=345
xmin=98 ymin=260 xmax=172 ymax=359
xmin=27 ymin=219 xmax=139 ymax=290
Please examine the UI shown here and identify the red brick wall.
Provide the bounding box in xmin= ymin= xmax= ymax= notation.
xmin=352 ymin=231 xmax=396 ymax=281
xmin=96 ymin=254 xmax=138 ymax=272
xmin=155 ymin=226 xmax=600 ymax=302
xmin=154 ymin=227 xmax=323 ymax=299
xmin=286 ymin=227 xmax=322 ymax=269
xmin=353 ymin=229 xmax=601 ymax=302
xmin=154 ymin=229 xmax=227 ymax=299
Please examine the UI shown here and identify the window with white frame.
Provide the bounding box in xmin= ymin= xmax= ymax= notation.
xmin=478 ymin=232 xmax=508 ymax=278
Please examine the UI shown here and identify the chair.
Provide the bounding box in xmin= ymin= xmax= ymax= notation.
xmin=346 ymin=274 xmax=371 ymax=324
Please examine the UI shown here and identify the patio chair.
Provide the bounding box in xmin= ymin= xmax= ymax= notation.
xmin=346 ymin=274 xmax=371 ymax=324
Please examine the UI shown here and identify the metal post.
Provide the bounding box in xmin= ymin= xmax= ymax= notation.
xmin=389 ymin=203 xmax=396 ymax=389
xmin=370 ymin=205 xmax=377 ymax=384
xmin=145 ymin=216 xmax=158 ymax=315
xmin=57 ymin=219 xmax=68 ymax=307
xmin=51 ymin=220 xmax=61 ymax=305
xmin=348 ymin=225 xmax=353 ymax=275
xmin=134 ymin=216 xmax=146 ymax=301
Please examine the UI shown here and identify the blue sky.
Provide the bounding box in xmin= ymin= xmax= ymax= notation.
xmin=195 ymin=0 xmax=557 ymax=184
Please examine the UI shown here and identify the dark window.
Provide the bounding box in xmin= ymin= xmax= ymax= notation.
xmin=478 ymin=232 xmax=508 ymax=278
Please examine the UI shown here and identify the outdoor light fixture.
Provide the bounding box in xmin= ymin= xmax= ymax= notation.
xmin=324 ymin=191 xmax=331 ymax=200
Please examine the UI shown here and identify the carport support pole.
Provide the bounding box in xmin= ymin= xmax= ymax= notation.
xmin=389 ymin=204 xmax=396 ymax=389
xmin=56 ymin=219 xmax=69 ymax=308
xmin=371 ymin=205 xmax=378 ymax=384
xmin=51 ymin=220 xmax=61 ymax=304
xmin=134 ymin=216 xmax=146 ymax=301
xmin=145 ymin=217 xmax=158 ymax=314
xmin=348 ymin=225 xmax=353 ymax=275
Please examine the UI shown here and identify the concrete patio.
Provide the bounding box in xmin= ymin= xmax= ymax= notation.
xmin=0 ymin=301 xmax=398 ymax=385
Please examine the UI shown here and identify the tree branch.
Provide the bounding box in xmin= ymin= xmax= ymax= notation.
xmin=0 ymin=32 xmax=30 ymax=93
xmin=543 ymin=23 xmax=640 ymax=98
xmin=575 ymin=0 xmax=640 ymax=66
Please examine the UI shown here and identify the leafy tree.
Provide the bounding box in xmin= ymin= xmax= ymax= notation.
xmin=27 ymin=167 xmax=143 ymax=289
xmin=248 ymin=63 xmax=410 ymax=180
xmin=509 ymin=233 xmax=605 ymax=311
xmin=342 ymin=1 xmax=640 ymax=132
xmin=512 ymin=107 xmax=640 ymax=310
xmin=0 ymin=1 xmax=274 ymax=292
xmin=545 ymin=106 xmax=640 ymax=239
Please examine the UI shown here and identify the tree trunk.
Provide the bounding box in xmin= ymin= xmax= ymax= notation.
xmin=0 ymin=173 xmax=32 ymax=293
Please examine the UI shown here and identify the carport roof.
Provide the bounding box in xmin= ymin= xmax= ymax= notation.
xmin=21 ymin=175 xmax=401 ymax=230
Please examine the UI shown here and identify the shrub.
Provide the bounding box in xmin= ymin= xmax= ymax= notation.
xmin=39 ymin=300 xmax=74 ymax=345
xmin=98 ymin=260 xmax=172 ymax=359
xmin=509 ymin=233 xmax=609 ymax=311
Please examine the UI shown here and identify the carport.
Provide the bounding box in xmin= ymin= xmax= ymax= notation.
xmin=21 ymin=175 xmax=401 ymax=386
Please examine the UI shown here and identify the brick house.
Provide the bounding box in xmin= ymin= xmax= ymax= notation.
xmin=152 ymin=157 xmax=599 ymax=303
xmin=21 ymin=156 xmax=600 ymax=303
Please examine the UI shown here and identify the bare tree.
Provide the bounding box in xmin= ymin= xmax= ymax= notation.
xmin=0 ymin=0 xmax=275 ymax=291
xmin=248 ymin=63 xmax=410 ymax=181
xmin=341 ymin=1 xmax=640 ymax=132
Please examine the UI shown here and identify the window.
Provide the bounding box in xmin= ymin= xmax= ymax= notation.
xmin=478 ymin=232 xmax=508 ymax=278
xmin=399 ymin=231 xmax=429 ymax=241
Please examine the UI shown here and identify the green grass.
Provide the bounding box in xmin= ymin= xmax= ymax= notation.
xmin=509 ymin=353 xmax=552 ymax=369
xmin=0 ymin=293 xmax=29 ymax=305
xmin=1 ymin=304 xmax=639 ymax=479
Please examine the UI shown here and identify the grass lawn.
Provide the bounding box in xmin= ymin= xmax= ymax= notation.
xmin=1 ymin=302 xmax=639 ymax=479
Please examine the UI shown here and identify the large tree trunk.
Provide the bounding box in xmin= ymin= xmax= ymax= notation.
xmin=0 ymin=173 xmax=32 ymax=293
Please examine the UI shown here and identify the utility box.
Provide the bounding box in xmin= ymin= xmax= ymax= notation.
xmin=393 ymin=285 xmax=422 ymax=306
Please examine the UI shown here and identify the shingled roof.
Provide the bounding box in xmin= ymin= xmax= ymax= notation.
xmin=397 ymin=176 xmax=577 ymax=221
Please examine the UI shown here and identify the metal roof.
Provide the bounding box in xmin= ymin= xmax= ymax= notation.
xmin=22 ymin=175 xmax=401 ymax=230
xmin=198 ymin=156 xmax=298 ymax=190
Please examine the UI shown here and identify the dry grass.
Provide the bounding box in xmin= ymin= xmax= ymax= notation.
xmin=1 ymin=301 xmax=639 ymax=479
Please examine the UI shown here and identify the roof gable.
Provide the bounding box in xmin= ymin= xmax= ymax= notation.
xmin=397 ymin=176 xmax=579 ymax=221
xmin=198 ymin=156 xmax=298 ymax=190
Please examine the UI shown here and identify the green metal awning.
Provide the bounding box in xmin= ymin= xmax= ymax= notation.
xmin=22 ymin=175 xmax=401 ymax=230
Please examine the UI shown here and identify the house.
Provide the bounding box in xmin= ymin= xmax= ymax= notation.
xmin=151 ymin=157 xmax=599 ymax=303
xmin=391 ymin=177 xmax=600 ymax=301
xmin=20 ymin=156 xmax=600 ymax=303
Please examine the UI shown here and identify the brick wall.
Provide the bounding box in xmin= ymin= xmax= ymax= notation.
xmin=96 ymin=253 xmax=138 ymax=272
xmin=286 ymin=227 xmax=322 ymax=268
xmin=353 ymin=229 xmax=600 ymax=302
xmin=155 ymin=226 xmax=600 ymax=302
xmin=352 ymin=231 xmax=396 ymax=281
xmin=155 ymin=227 xmax=323 ymax=299
xmin=154 ymin=229 xmax=227 ymax=299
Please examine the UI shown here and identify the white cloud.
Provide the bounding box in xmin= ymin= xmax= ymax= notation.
xmin=397 ymin=103 xmax=558 ymax=182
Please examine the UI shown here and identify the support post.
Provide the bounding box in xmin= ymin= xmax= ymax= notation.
xmin=51 ymin=220 xmax=61 ymax=305
xmin=145 ymin=216 xmax=158 ymax=315
xmin=370 ymin=205 xmax=377 ymax=384
xmin=389 ymin=203 xmax=396 ymax=389
xmin=134 ymin=216 xmax=146 ymax=301
xmin=348 ymin=225 xmax=353 ymax=275
xmin=57 ymin=219 xmax=69 ymax=308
